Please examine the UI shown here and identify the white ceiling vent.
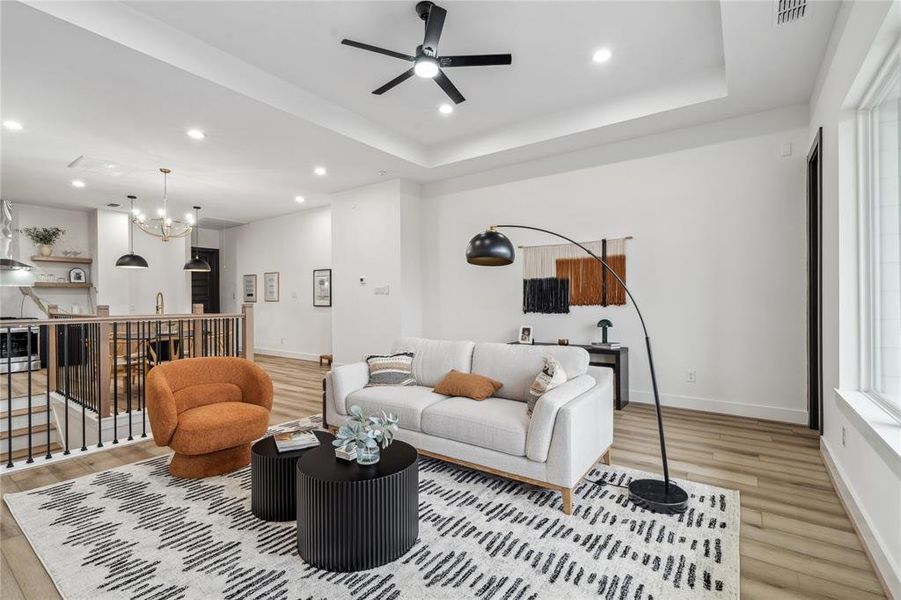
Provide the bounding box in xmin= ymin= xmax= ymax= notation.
xmin=776 ymin=0 xmax=807 ymax=25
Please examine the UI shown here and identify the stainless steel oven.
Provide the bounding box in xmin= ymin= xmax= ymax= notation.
xmin=0 ymin=318 xmax=40 ymax=373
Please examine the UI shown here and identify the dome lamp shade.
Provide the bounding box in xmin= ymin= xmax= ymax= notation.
xmin=116 ymin=195 xmax=149 ymax=269
xmin=183 ymin=206 xmax=211 ymax=272
xmin=465 ymin=227 xmax=515 ymax=266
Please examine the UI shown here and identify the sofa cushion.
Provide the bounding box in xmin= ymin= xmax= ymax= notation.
xmin=471 ymin=343 xmax=589 ymax=402
xmin=433 ymin=370 xmax=503 ymax=401
xmin=345 ymin=385 xmax=447 ymax=431
xmin=365 ymin=352 xmax=416 ymax=386
xmin=392 ymin=337 xmax=475 ymax=387
xmin=170 ymin=402 xmax=269 ymax=455
xmin=421 ymin=396 xmax=529 ymax=457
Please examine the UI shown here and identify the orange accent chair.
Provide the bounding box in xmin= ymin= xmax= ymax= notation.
xmin=146 ymin=357 xmax=273 ymax=478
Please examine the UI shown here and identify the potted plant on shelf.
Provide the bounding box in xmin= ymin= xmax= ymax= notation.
xmin=22 ymin=227 xmax=65 ymax=257
xmin=332 ymin=405 xmax=399 ymax=465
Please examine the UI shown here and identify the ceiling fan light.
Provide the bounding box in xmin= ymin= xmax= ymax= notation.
xmin=414 ymin=57 xmax=439 ymax=78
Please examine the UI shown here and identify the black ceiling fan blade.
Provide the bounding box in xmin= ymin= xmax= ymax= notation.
xmin=422 ymin=5 xmax=446 ymax=56
xmin=439 ymin=54 xmax=512 ymax=68
xmin=341 ymin=39 xmax=415 ymax=62
xmin=434 ymin=69 xmax=465 ymax=104
xmin=372 ymin=68 xmax=416 ymax=95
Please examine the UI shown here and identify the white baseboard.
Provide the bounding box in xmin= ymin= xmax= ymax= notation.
xmin=254 ymin=348 xmax=322 ymax=362
xmin=628 ymin=390 xmax=808 ymax=424
xmin=821 ymin=438 xmax=900 ymax=599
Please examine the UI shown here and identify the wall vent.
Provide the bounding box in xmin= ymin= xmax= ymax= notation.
xmin=776 ymin=0 xmax=807 ymax=24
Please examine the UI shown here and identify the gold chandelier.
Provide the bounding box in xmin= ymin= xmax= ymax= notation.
xmin=133 ymin=168 xmax=193 ymax=241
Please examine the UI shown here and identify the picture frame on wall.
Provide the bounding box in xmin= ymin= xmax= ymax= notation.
xmin=518 ymin=325 xmax=534 ymax=344
xmin=243 ymin=274 xmax=257 ymax=303
xmin=313 ymin=269 xmax=332 ymax=307
xmin=264 ymin=272 xmax=279 ymax=302
xmin=68 ymin=267 xmax=87 ymax=283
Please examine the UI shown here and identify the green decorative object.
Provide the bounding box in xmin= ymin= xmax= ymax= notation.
xmin=597 ymin=319 xmax=613 ymax=344
xmin=332 ymin=405 xmax=399 ymax=465
xmin=22 ymin=226 xmax=65 ymax=256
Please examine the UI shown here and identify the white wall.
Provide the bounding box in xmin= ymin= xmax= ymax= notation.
xmin=809 ymin=1 xmax=900 ymax=595
xmin=330 ymin=179 xmax=425 ymax=364
xmin=2 ymin=204 xmax=94 ymax=317
xmin=221 ymin=207 xmax=331 ymax=360
xmin=93 ymin=209 xmax=192 ymax=315
xmin=420 ymin=120 xmax=810 ymax=424
xmin=195 ymin=227 xmax=220 ymax=250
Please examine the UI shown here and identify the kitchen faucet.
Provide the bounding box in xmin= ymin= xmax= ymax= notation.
xmin=155 ymin=292 xmax=164 ymax=315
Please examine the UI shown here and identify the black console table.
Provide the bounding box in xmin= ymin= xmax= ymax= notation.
xmin=514 ymin=341 xmax=629 ymax=410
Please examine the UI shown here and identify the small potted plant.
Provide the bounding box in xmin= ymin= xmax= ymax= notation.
xmin=332 ymin=405 xmax=399 ymax=465
xmin=22 ymin=227 xmax=65 ymax=257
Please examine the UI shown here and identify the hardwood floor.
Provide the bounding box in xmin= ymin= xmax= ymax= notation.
xmin=0 ymin=356 xmax=887 ymax=599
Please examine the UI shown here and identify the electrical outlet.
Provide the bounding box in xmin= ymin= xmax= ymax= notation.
xmin=686 ymin=369 xmax=697 ymax=383
xmin=374 ymin=285 xmax=390 ymax=295
xmin=842 ymin=426 xmax=846 ymax=447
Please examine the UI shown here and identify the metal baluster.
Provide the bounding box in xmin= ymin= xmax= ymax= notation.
xmin=178 ymin=320 xmax=184 ymax=359
xmin=113 ymin=322 xmax=118 ymax=444
xmin=141 ymin=321 xmax=147 ymax=438
xmin=63 ymin=325 xmax=70 ymax=455
xmin=167 ymin=319 xmax=172 ymax=363
xmin=80 ymin=323 xmax=87 ymax=451
xmin=26 ymin=326 xmax=33 ymax=463
xmin=6 ymin=328 xmax=13 ymax=468
xmin=96 ymin=324 xmax=103 ymax=448
xmin=126 ymin=322 xmax=133 ymax=441
xmin=45 ymin=326 xmax=52 ymax=459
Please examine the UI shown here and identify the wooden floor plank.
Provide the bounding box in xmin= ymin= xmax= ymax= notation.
xmin=0 ymin=357 xmax=887 ymax=600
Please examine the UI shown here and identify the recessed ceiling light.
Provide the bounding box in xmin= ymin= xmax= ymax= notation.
xmin=439 ymin=103 xmax=454 ymax=115
xmin=2 ymin=120 xmax=23 ymax=131
xmin=295 ymin=195 xmax=305 ymax=203
xmin=592 ymin=48 xmax=612 ymax=64
xmin=71 ymin=180 xmax=85 ymax=188
xmin=314 ymin=166 xmax=327 ymax=176
xmin=186 ymin=129 xmax=206 ymax=140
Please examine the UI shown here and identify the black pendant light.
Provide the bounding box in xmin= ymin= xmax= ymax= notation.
xmin=116 ymin=195 xmax=149 ymax=269
xmin=183 ymin=206 xmax=210 ymax=272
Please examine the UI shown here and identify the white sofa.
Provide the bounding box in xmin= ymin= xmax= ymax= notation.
xmin=324 ymin=337 xmax=613 ymax=514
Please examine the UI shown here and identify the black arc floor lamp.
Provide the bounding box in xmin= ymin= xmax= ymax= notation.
xmin=465 ymin=225 xmax=688 ymax=514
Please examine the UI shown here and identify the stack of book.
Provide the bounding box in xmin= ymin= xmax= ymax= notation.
xmin=591 ymin=342 xmax=622 ymax=349
xmin=335 ymin=444 xmax=357 ymax=461
xmin=273 ymin=429 xmax=320 ymax=452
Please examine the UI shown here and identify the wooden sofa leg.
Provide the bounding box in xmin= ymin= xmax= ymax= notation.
xmin=602 ymin=448 xmax=613 ymax=465
xmin=561 ymin=488 xmax=573 ymax=515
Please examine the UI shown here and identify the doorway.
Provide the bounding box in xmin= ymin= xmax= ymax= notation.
xmin=807 ymin=128 xmax=823 ymax=433
xmin=191 ymin=247 xmax=220 ymax=313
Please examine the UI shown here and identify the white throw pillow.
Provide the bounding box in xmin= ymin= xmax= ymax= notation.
xmin=527 ymin=356 xmax=567 ymax=415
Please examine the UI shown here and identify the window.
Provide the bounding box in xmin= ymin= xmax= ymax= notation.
xmin=863 ymin=44 xmax=901 ymax=421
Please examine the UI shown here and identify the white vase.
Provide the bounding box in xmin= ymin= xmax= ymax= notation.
xmin=39 ymin=245 xmax=52 ymax=257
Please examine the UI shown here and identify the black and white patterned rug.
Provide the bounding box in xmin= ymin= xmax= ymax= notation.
xmin=5 ymin=418 xmax=739 ymax=599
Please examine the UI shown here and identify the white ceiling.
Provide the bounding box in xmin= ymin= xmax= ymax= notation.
xmin=0 ymin=0 xmax=840 ymax=222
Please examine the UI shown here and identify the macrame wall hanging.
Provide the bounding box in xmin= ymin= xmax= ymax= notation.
xmin=522 ymin=237 xmax=629 ymax=314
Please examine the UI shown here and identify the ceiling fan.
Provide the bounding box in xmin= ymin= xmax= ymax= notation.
xmin=341 ymin=1 xmax=512 ymax=104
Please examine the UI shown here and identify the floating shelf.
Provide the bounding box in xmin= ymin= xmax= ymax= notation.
xmin=33 ymin=282 xmax=92 ymax=289
xmin=30 ymin=255 xmax=92 ymax=265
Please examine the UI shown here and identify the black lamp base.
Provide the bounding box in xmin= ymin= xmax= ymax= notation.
xmin=628 ymin=478 xmax=689 ymax=514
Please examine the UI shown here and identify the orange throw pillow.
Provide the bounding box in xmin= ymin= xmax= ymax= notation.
xmin=433 ymin=370 xmax=503 ymax=401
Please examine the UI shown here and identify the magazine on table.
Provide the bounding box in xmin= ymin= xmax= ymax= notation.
xmin=274 ymin=428 xmax=320 ymax=452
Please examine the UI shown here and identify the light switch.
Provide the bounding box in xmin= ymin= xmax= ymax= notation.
xmin=780 ymin=142 xmax=792 ymax=157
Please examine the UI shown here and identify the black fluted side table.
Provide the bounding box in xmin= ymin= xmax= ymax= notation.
xmin=296 ymin=433 xmax=418 ymax=572
xmin=250 ymin=431 xmax=330 ymax=521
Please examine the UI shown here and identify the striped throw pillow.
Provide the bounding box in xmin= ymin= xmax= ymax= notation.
xmin=527 ymin=356 xmax=567 ymax=416
xmin=366 ymin=352 xmax=416 ymax=387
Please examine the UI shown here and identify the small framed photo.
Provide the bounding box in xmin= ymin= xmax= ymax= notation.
xmin=243 ymin=274 xmax=257 ymax=303
xmin=68 ymin=267 xmax=87 ymax=283
xmin=264 ymin=272 xmax=279 ymax=302
xmin=518 ymin=325 xmax=533 ymax=344
xmin=313 ymin=269 xmax=332 ymax=307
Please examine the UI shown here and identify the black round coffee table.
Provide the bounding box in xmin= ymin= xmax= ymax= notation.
xmin=251 ymin=430 xmax=331 ymax=521
xmin=296 ymin=434 xmax=418 ymax=572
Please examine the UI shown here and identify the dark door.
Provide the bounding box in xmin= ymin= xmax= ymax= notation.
xmin=191 ymin=247 xmax=220 ymax=313
xmin=807 ymin=128 xmax=823 ymax=433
